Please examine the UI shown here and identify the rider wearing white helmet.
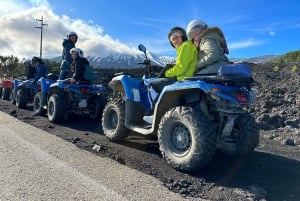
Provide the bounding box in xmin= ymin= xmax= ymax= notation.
xmin=69 ymin=48 xmax=89 ymax=83
xmin=22 ymin=58 xmax=36 ymax=79
xmin=186 ymin=19 xmax=230 ymax=74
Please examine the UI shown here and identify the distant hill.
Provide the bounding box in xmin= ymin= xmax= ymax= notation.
xmin=270 ymin=50 xmax=300 ymax=63
xmin=230 ymin=55 xmax=278 ymax=64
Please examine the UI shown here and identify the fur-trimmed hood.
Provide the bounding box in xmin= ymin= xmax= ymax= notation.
xmin=194 ymin=27 xmax=229 ymax=54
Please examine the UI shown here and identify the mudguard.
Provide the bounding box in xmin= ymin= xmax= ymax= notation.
xmin=38 ymin=77 xmax=56 ymax=92
xmin=109 ymin=75 xmax=151 ymax=110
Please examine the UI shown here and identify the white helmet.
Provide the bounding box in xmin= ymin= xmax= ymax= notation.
xmin=22 ymin=58 xmax=31 ymax=65
xmin=66 ymin=31 xmax=78 ymax=40
xmin=70 ymin=47 xmax=84 ymax=58
xmin=186 ymin=19 xmax=208 ymax=40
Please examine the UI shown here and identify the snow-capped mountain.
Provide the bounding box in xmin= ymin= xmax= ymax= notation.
xmin=51 ymin=53 xmax=278 ymax=69
xmin=87 ymin=53 xmax=143 ymax=69
xmin=87 ymin=52 xmax=175 ymax=69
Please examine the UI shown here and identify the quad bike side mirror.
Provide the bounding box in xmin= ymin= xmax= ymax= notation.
xmin=138 ymin=44 xmax=148 ymax=59
xmin=138 ymin=44 xmax=146 ymax=53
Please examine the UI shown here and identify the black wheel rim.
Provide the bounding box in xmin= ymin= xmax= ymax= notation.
xmin=107 ymin=109 xmax=118 ymax=130
xmin=169 ymin=122 xmax=191 ymax=155
xmin=34 ymin=96 xmax=41 ymax=111
xmin=48 ymin=100 xmax=54 ymax=116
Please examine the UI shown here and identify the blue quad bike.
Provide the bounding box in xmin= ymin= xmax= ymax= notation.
xmin=46 ymin=79 xmax=106 ymax=123
xmin=10 ymin=78 xmax=24 ymax=104
xmin=11 ymin=78 xmax=38 ymax=108
xmin=101 ymin=44 xmax=259 ymax=172
xmin=32 ymin=73 xmax=59 ymax=115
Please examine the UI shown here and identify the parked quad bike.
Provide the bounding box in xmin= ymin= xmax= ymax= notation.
xmin=0 ymin=74 xmax=13 ymax=100
xmin=33 ymin=73 xmax=59 ymax=115
xmin=11 ymin=78 xmax=38 ymax=108
xmin=101 ymin=44 xmax=259 ymax=172
xmin=47 ymin=79 xmax=106 ymax=123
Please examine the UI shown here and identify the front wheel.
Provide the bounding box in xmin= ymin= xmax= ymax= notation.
xmin=47 ymin=94 xmax=65 ymax=123
xmin=102 ymin=98 xmax=128 ymax=141
xmin=16 ymin=88 xmax=28 ymax=108
xmin=158 ymin=106 xmax=216 ymax=172
xmin=217 ymin=113 xmax=259 ymax=156
xmin=33 ymin=92 xmax=47 ymax=115
xmin=1 ymin=87 xmax=11 ymax=100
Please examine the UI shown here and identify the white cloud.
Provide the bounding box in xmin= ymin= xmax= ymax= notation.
xmin=269 ymin=31 xmax=276 ymax=36
xmin=0 ymin=1 xmax=139 ymax=60
xmin=229 ymin=39 xmax=264 ymax=49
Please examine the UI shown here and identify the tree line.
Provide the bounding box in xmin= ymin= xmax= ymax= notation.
xmin=0 ymin=55 xmax=61 ymax=79
xmin=271 ymin=50 xmax=300 ymax=64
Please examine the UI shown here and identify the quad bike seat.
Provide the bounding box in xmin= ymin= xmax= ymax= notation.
xmin=47 ymin=73 xmax=59 ymax=80
xmin=185 ymin=63 xmax=256 ymax=86
xmin=184 ymin=74 xmax=256 ymax=86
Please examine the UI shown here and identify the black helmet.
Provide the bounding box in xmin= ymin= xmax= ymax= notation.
xmin=32 ymin=56 xmax=44 ymax=64
xmin=168 ymin=27 xmax=188 ymax=48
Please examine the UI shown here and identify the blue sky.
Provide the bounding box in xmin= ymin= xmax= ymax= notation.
xmin=0 ymin=0 xmax=300 ymax=59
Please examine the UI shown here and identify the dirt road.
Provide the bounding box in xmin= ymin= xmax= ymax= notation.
xmin=1 ymin=99 xmax=300 ymax=201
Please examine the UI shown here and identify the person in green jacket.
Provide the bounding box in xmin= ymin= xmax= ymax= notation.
xmin=186 ymin=19 xmax=230 ymax=74
xmin=152 ymin=27 xmax=198 ymax=92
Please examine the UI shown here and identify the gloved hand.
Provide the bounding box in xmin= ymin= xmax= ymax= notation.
xmin=158 ymin=68 xmax=166 ymax=78
xmin=158 ymin=64 xmax=174 ymax=78
xmin=165 ymin=63 xmax=174 ymax=70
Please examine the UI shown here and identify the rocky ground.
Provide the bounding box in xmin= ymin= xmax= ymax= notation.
xmin=0 ymin=63 xmax=299 ymax=201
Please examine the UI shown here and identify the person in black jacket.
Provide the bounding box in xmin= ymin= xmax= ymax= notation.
xmin=22 ymin=58 xmax=36 ymax=79
xmin=69 ymin=48 xmax=89 ymax=83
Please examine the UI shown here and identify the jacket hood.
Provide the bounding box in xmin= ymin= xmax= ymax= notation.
xmin=197 ymin=27 xmax=229 ymax=54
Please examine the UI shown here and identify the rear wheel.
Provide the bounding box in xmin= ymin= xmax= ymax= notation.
xmin=102 ymin=98 xmax=128 ymax=141
xmin=47 ymin=94 xmax=65 ymax=123
xmin=158 ymin=106 xmax=216 ymax=172
xmin=1 ymin=87 xmax=11 ymax=100
xmin=33 ymin=92 xmax=47 ymax=115
xmin=16 ymin=88 xmax=28 ymax=108
xmin=217 ymin=113 xmax=259 ymax=156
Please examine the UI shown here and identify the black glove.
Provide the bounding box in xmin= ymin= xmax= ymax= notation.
xmin=165 ymin=64 xmax=174 ymax=70
xmin=158 ymin=68 xmax=166 ymax=78
xmin=157 ymin=64 xmax=174 ymax=78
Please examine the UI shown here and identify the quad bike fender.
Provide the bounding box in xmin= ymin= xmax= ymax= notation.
xmin=38 ymin=77 xmax=56 ymax=93
xmin=48 ymin=85 xmax=63 ymax=98
xmin=153 ymin=82 xmax=206 ymax=128
xmin=109 ymin=75 xmax=141 ymax=99
xmin=13 ymin=79 xmax=22 ymax=89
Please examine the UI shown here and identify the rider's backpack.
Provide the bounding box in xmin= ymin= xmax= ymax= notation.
xmin=84 ymin=64 xmax=96 ymax=81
